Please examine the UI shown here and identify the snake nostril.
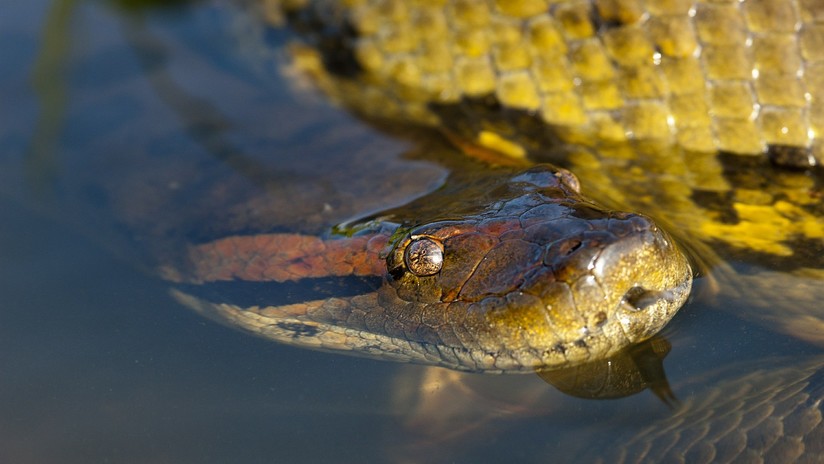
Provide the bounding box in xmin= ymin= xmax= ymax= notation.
xmin=559 ymin=239 xmax=583 ymax=256
xmin=623 ymin=286 xmax=661 ymax=311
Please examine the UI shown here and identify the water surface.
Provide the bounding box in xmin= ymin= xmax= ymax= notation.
xmin=0 ymin=1 xmax=820 ymax=463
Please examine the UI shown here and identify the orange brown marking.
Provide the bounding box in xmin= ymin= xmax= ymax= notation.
xmin=186 ymin=233 xmax=391 ymax=283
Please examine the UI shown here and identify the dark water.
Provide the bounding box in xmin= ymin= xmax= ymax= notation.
xmin=0 ymin=2 xmax=821 ymax=463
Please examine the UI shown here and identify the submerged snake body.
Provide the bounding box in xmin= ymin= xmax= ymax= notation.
xmin=589 ymin=355 xmax=824 ymax=463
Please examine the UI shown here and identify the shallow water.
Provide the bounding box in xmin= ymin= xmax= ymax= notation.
xmin=1 ymin=2 xmax=822 ymax=463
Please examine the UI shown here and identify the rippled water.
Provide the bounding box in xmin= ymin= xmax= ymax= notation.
xmin=1 ymin=2 xmax=820 ymax=463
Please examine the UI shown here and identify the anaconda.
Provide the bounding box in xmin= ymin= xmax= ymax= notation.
xmin=125 ymin=4 xmax=713 ymax=373
xmin=6 ymin=0 xmax=816 ymax=460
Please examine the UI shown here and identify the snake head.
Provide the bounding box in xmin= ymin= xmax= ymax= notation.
xmin=383 ymin=165 xmax=692 ymax=371
xmin=174 ymin=165 xmax=691 ymax=373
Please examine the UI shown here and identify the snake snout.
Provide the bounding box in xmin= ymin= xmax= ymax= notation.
xmin=534 ymin=210 xmax=692 ymax=351
xmin=589 ymin=214 xmax=693 ymax=343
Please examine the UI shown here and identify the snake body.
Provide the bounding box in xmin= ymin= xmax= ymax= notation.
xmin=589 ymin=355 xmax=824 ymax=463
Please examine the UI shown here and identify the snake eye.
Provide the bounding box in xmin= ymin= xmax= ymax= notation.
xmin=555 ymin=168 xmax=580 ymax=193
xmin=404 ymin=237 xmax=444 ymax=276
